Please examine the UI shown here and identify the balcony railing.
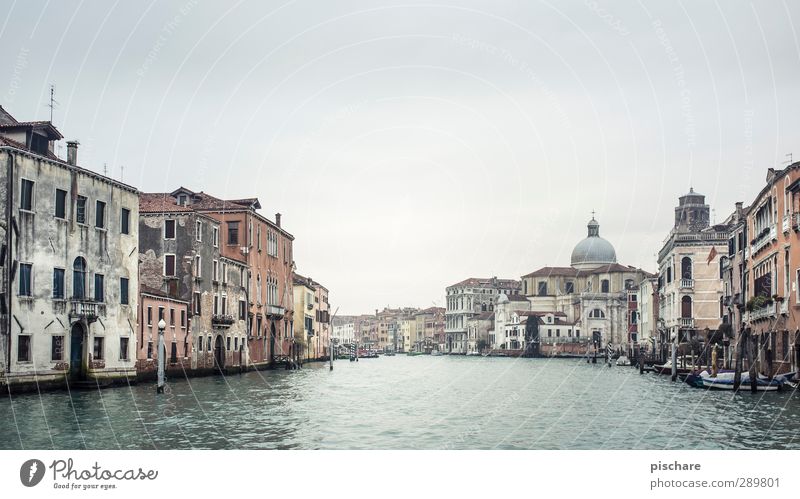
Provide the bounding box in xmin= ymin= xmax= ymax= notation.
xmin=749 ymin=305 xmax=774 ymax=321
xmin=780 ymin=300 xmax=789 ymax=315
xmin=679 ymin=317 xmax=694 ymax=328
xmin=680 ymin=279 xmax=694 ymax=289
xmin=751 ymin=225 xmax=777 ymax=255
xmin=783 ymin=214 xmax=792 ymax=233
xmin=794 ymin=213 xmax=800 ymax=231
xmin=69 ymin=299 xmax=104 ymax=322
xmin=266 ymin=305 xmax=285 ymax=319
xmin=212 ymin=314 xmax=235 ymax=327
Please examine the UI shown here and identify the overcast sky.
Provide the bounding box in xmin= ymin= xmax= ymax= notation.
xmin=2 ymin=0 xmax=798 ymax=314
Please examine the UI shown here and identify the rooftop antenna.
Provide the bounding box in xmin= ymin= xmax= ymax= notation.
xmin=120 ymin=165 xmax=124 ymax=182
xmin=785 ymin=153 xmax=793 ymax=165
xmin=46 ymin=84 xmax=59 ymax=123
xmin=103 ymin=163 xmax=108 ymax=176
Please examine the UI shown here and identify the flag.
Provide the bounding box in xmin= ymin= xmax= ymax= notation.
xmin=707 ymin=246 xmax=718 ymax=265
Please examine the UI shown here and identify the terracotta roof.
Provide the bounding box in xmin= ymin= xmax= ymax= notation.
xmin=139 ymin=193 xmax=193 ymax=213
xmin=448 ymin=277 xmax=521 ymax=288
xmin=522 ymin=267 xmax=581 ymax=278
xmin=506 ymin=294 xmax=529 ymax=302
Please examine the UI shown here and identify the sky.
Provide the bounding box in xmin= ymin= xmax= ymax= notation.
xmin=1 ymin=0 xmax=799 ymax=315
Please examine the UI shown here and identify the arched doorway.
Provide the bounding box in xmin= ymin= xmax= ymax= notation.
xmin=214 ymin=335 xmax=225 ymax=372
xmin=69 ymin=322 xmax=85 ymax=380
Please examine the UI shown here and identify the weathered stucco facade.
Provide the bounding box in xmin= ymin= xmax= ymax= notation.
xmin=1 ymin=138 xmax=139 ymax=390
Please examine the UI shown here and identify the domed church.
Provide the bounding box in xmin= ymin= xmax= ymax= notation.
xmin=519 ymin=215 xmax=653 ymax=352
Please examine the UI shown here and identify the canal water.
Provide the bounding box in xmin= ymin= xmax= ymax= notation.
xmin=2 ymin=356 xmax=800 ymax=449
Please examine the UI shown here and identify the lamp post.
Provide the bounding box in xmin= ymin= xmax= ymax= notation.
xmin=157 ymin=318 xmax=166 ymax=393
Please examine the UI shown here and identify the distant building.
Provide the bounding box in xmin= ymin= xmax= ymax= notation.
xmin=332 ymin=321 xmax=355 ymax=344
xmin=522 ymin=216 xmax=652 ymax=354
xmin=490 ymin=294 xmax=532 ymax=352
xmin=0 ymin=107 xmax=139 ymax=389
xmin=635 ymin=276 xmax=659 ymax=358
xmin=445 ymin=277 xmax=521 ymax=354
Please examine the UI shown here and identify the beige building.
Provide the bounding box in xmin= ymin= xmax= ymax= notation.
xmin=657 ymin=189 xmax=727 ymax=346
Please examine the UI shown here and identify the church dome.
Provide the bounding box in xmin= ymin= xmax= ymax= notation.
xmin=570 ymin=217 xmax=617 ymax=270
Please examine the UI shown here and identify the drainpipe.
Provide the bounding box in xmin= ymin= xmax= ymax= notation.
xmin=5 ymin=151 xmax=13 ymax=373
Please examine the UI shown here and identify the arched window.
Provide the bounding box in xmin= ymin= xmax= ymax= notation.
xmin=73 ymin=257 xmax=87 ymax=299
xmin=601 ymin=279 xmax=610 ymax=293
xmin=589 ymin=308 xmax=605 ymax=319
xmin=681 ymin=257 xmax=692 ymax=280
xmin=624 ymin=279 xmax=634 ymax=289
xmin=681 ymin=296 xmax=692 ymax=318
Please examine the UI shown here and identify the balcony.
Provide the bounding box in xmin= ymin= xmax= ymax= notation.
xmin=69 ymin=299 xmax=104 ymax=323
xmin=794 ymin=213 xmax=800 ymax=231
xmin=679 ymin=317 xmax=694 ymax=328
xmin=679 ymin=279 xmax=694 ymax=289
xmin=751 ymin=225 xmax=777 ymax=256
xmin=780 ymin=300 xmax=789 ymax=315
xmin=212 ymin=314 xmax=235 ymax=327
xmin=784 ymin=214 xmax=792 ymax=233
xmin=266 ymin=304 xmax=285 ymax=319
xmin=749 ymin=305 xmax=774 ymax=321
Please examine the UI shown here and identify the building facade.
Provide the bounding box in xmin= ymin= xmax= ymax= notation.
xmin=522 ymin=217 xmax=651 ymax=354
xmin=1 ymin=109 xmax=139 ymax=390
xmin=445 ymin=277 xmax=521 ymax=354
xmin=657 ymin=189 xmax=728 ymax=352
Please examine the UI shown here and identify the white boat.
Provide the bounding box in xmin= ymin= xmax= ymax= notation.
xmin=615 ymin=355 xmax=631 ymax=366
xmin=696 ymin=370 xmax=793 ymax=392
xmin=430 ymin=350 xmax=442 ymax=357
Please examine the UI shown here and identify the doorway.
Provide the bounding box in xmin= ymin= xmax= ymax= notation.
xmin=69 ymin=322 xmax=85 ymax=380
xmin=214 ymin=335 xmax=225 ymax=372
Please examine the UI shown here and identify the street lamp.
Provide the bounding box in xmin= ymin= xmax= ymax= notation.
xmin=157 ymin=318 xmax=166 ymax=393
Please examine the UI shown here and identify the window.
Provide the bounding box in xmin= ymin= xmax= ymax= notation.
xmin=196 ymin=219 xmax=202 ymax=242
xmin=76 ymin=196 xmax=87 ymax=224
xmin=53 ymin=268 xmax=65 ymax=299
xmin=55 ymin=189 xmax=67 ymax=219
xmin=257 ymin=225 xmax=262 ymax=251
xmin=93 ymin=336 xmax=104 ymax=360
xmin=170 ymin=342 xmax=177 ymax=363
xmin=565 ymin=281 xmax=574 ymax=294
xmin=164 ymin=219 xmax=176 ymax=239
xmin=181 ymin=310 xmax=186 ymax=328
xmin=239 ymin=300 xmax=246 ymax=320
xmin=147 ymin=306 xmax=153 ymax=326
xmin=234 ymin=337 xmax=238 ymax=351
xmin=681 ymin=296 xmax=692 ymax=318
xmin=213 ymin=295 xmax=219 ymax=315
xmin=147 ymin=341 xmax=153 ymax=359
xmin=20 ymin=179 xmax=34 ymax=211
xmin=589 ymin=309 xmax=605 ymax=319
xmin=158 ymin=306 xmax=165 ymax=322
xmin=51 ymin=336 xmax=64 ymax=361
xmin=666 ymin=267 xmax=672 ymax=283
xmin=222 ymin=262 xmax=228 ymax=283
xmin=94 ymin=274 xmax=104 ymax=302
xmin=194 ymin=292 xmax=201 ymax=315
xmin=195 ymin=256 xmax=202 ymax=278
xmin=601 ymin=280 xmax=609 ymax=293
xmin=95 ymin=200 xmax=106 ymax=228
xmin=681 ymin=257 xmax=692 ymax=280
xmin=17 ymin=335 xmax=31 ymax=362
xmin=207 ymin=336 xmax=212 ymax=351
xmin=120 ymin=337 xmax=129 ymax=361
xmin=164 ymin=254 xmax=176 ymax=277
xmin=19 ymin=263 xmax=32 ymax=296
xmin=170 ymin=308 xmax=175 ymax=327
xmin=212 ymin=226 xmax=219 ymax=247
xmin=221 ymin=294 xmax=227 ymax=315
xmin=198 ymin=336 xmax=203 ymax=352
xmin=120 ymin=277 xmax=129 ymax=305
xmin=537 ymin=281 xmax=547 ymax=296
xmin=121 ymin=208 xmax=130 ymax=234
xmin=213 ymin=260 xmax=219 ymax=281
xmin=228 ymin=221 xmax=239 ymax=245
xmin=177 ymin=194 xmax=187 ymax=206
xmin=227 ymin=336 xmax=231 ymax=351
xmin=72 ymin=257 xmax=87 ymax=299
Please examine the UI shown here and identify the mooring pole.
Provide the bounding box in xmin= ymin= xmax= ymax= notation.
xmin=157 ymin=319 xmax=166 ymax=394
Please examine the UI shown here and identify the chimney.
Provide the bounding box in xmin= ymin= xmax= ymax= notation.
xmin=66 ymin=140 xmax=79 ymax=165
xmin=735 ymin=201 xmax=743 ymax=216
xmin=275 ymin=213 xmax=281 ymax=228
